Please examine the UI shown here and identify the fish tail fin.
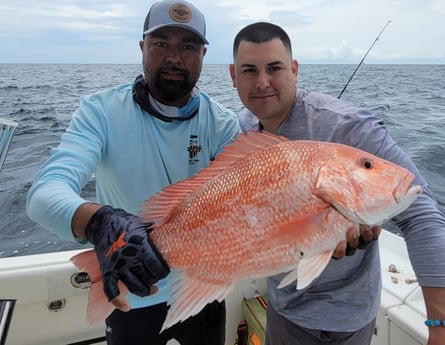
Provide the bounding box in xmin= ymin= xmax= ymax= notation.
xmin=71 ymin=249 xmax=115 ymax=324
xmin=161 ymin=271 xmax=233 ymax=332
xmin=86 ymin=279 xmax=116 ymax=324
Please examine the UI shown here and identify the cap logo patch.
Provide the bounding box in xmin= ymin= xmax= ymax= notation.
xmin=169 ymin=4 xmax=192 ymax=23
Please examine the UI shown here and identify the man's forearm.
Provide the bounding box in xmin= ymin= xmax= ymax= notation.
xmin=71 ymin=202 xmax=102 ymax=239
xmin=422 ymin=286 xmax=445 ymax=344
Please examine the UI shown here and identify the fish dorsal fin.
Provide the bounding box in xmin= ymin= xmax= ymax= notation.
xmin=205 ymin=130 xmax=288 ymax=175
xmin=140 ymin=131 xmax=288 ymax=225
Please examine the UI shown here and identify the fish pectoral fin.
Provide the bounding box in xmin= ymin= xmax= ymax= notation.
xmin=162 ymin=271 xmax=233 ymax=332
xmin=296 ymin=250 xmax=333 ymax=290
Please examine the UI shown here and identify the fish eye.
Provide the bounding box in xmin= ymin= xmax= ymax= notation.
xmin=361 ymin=158 xmax=374 ymax=170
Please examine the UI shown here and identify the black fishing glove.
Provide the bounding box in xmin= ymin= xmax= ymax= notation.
xmin=85 ymin=205 xmax=170 ymax=301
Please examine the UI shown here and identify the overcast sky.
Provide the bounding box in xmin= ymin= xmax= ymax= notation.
xmin=1 ymin=0 xmax=444 ymax=64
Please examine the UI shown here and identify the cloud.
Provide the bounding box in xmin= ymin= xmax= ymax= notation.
xmin=327 ymin=41 xmax=355 ymax=61
xmin=0 ymin=0 xmax=444 ymax=64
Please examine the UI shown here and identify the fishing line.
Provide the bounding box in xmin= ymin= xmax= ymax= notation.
xmin=337 ymin=20 xmax=392 ymax=99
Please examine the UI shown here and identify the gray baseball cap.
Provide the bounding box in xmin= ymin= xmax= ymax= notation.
xmin=143 ymin=0 xmax=209 ymax=44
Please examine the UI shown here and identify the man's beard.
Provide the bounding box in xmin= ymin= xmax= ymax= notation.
xmin=147 ymin=67 xmax=198 ymax=103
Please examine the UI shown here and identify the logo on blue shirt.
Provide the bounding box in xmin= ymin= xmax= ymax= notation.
xmin=188 ymin=135 xmax=201 ymax=164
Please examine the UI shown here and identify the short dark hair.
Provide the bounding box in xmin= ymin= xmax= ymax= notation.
xmin=233 ymin=22 xmax=293 ymax=59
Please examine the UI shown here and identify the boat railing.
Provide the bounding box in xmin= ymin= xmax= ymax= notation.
xmin=0 ymin=118 xmax=18 ymax=344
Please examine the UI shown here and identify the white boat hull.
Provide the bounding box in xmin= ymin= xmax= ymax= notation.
xmin=0 ymin=230 xmax=427 ymax=345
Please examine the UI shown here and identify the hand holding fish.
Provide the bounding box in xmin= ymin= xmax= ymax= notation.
xmin=81 ymin=205 xmax=170 ymax=310
xmin=332 ymin=225 xmax=382 ymax=259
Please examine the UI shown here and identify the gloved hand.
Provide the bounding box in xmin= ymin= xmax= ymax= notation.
xmin=85 ymin=205 xmax=170 ymax=301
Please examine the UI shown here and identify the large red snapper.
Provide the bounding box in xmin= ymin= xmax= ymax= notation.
xmin=71 ymin=131 xmax=421 ymax=331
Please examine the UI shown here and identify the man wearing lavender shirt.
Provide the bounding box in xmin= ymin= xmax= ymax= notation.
xmin=230 ymin=21 xmax=445 ymax=345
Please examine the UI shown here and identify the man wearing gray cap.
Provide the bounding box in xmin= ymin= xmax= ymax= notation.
xmin=26 ymin=0 xmax=240 ymax=344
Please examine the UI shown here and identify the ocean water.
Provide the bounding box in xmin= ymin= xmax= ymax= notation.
xmin=0 ymin=63 xmax=444 ymax=258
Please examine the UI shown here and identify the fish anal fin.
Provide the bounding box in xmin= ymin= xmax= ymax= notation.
xmin=162 ymin=271 xmax=233 ymax=332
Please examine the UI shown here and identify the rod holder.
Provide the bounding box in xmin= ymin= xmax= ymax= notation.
xmin=0 ymin=118 xmax=18 ymax=173
xmin=0 ymin=299 xmax=16 ymax=345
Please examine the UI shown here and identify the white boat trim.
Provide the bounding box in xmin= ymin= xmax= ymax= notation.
xmin=0 ymin=230 xmax=427 ymax=345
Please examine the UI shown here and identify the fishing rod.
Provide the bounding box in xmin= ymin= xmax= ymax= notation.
xmin=337 ymin=20 xmax=392 ymax=99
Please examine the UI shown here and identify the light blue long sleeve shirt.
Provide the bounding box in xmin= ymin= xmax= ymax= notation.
xmin=26 ymin=81 xmax=241 ymax=308
xmin=239 ymin=88 xmax=445 ymax=332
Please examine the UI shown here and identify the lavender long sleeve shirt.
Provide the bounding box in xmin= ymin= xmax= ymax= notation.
xmin=239 ymin=87 xmax=445 ymax=332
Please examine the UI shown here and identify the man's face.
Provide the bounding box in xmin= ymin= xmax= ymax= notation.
xmin=230 ymin=38 xmax=298 ymax=130
xmin=140 ymin=26 xmax=206 ymax=106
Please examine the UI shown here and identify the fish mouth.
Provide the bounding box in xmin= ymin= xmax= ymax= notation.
xmin=393 ymin=172 xmax=421 ymax=204
xmin=383 ymin=172 xmax=422 ymax=222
